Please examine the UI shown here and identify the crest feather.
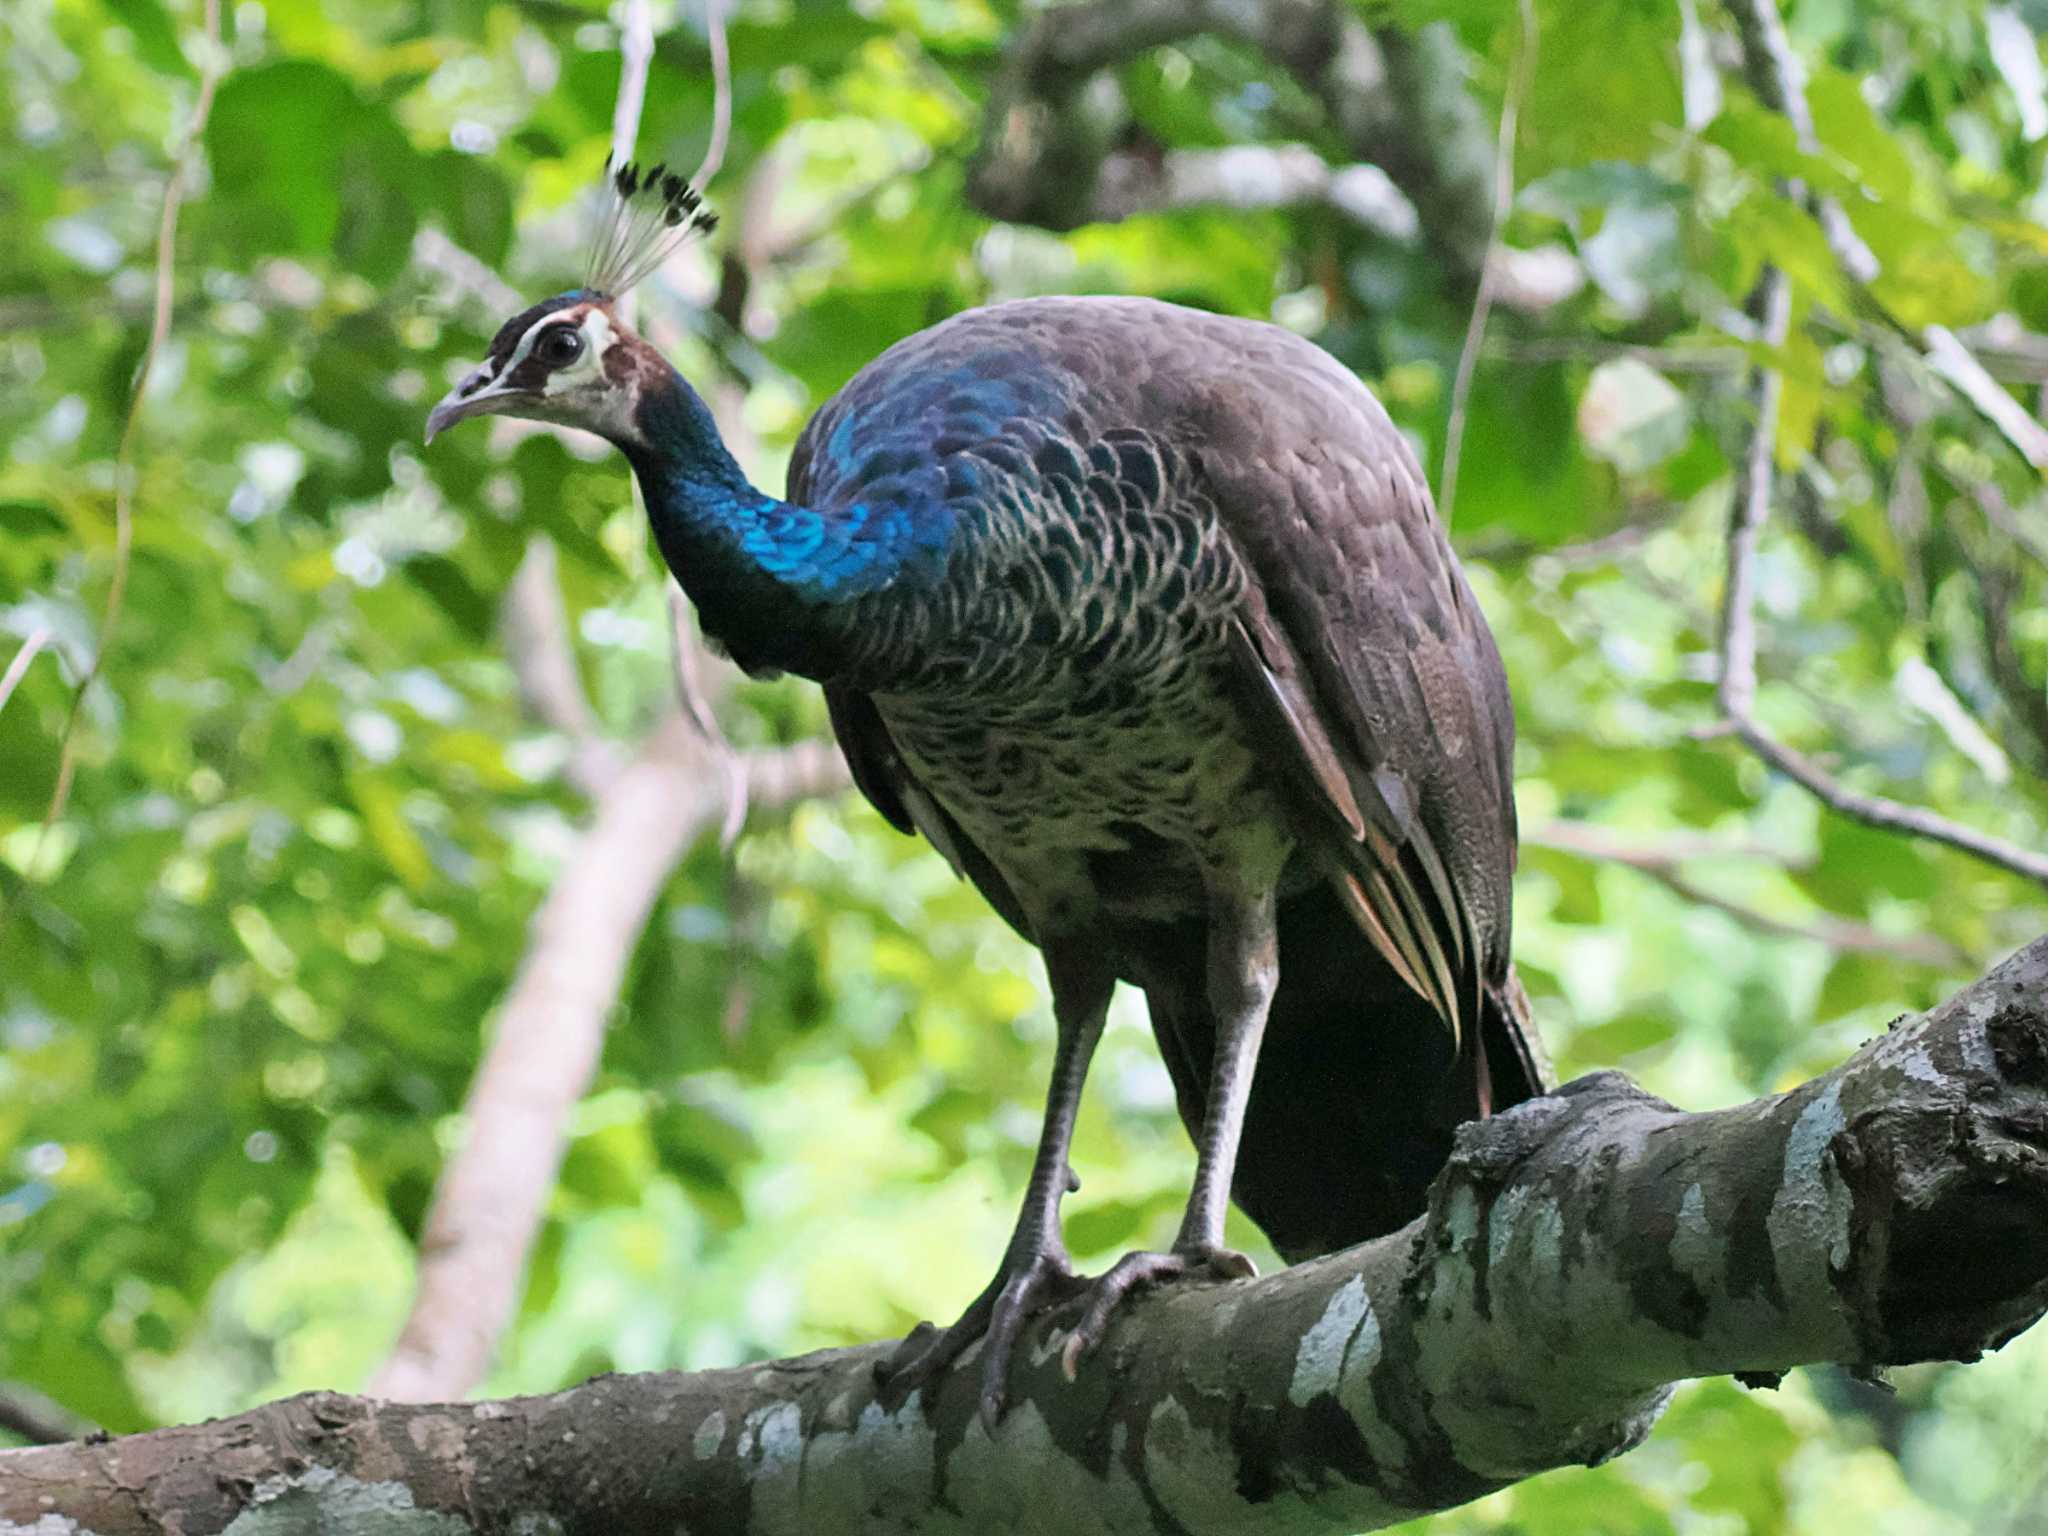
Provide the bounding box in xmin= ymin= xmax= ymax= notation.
xmin=585 ymin=154 xmax=719 ymax=299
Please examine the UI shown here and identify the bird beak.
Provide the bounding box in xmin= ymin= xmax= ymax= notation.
xmin=425 ymin=360 xmax=515 ymax=444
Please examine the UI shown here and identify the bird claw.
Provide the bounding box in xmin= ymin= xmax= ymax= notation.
xmin=875 ymin=1244 xmax=1087 ymax=1429
xmin=880 ymin=1240 xmax=1255 ymax=1421
xmin=1059 ymin=1244 xmax=1257 ymax=1381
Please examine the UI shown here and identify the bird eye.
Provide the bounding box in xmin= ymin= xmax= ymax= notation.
xmin=538 ymin=326 xmax=585 ymax=366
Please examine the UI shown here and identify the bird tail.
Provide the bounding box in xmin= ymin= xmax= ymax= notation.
xmin=1476 ymin=963 xmax=1551 ymax=1115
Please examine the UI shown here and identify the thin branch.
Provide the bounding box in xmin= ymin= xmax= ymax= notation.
xmin=1716 ymin=267 xmax=1791 ymax=727
xmin=693 ymin=0 xmax=732 ymax=188
xmin=1531 ymin=822 xmax=1803 ymax=868
xmin=1923 ymin=323 xmax=2048 ymax=471
xmin=1462 ymin=498 xmax=1683 ymax=568
xmin=1440 ymin=0 xmax=1537 ymax=524
xmin=501 ymin=538 xmax=622 ymax=797
xmin=1728 ymin=0 xmax=1877 ymax=284
xmin=1731 ymin=0 xmax=2048 ymax=470
xmin=1957 ymin=318 xmax=2048 ymax=384
xmin=1490 ymin=336 xmax=1743 ymax=374
xmin=1531 ymin=820 xmax=1970 ymax=968
xmin=610 ymin=0 xmax=655 ymax=167
xmin=1712 ymin=23 xmax=2048 ymax=890
xmin=607 ymin=0 xmax=748 ymax=834
xmin=1090 ymin=143 xmax=1420 ymax=240
xmin=669 ymin=0 xmax=744 ymax=844
xmin=1953 ymin=533 xmax=2048 ymax=775
xmin=412 ymin=226 xmax=524 ymax=315
xmin=6 ymin=0 xmax=224 ymax=922
xmin=1719 ymin=436 xmax=2048 ymax=882
xmin=1967 ymin=478 xmax=2048 ymax=573
xmin=669 ymin=585 xmax=747 ymax=849
xmin=262 ymin=619 xmax=333 ymax=698
xmin=1716 ymin=306 xmax=2048 ymax=885
xmin=1495 ymin=329 xmax=2048 ymax=385
xmin=0 ymin=1383 xmax=89 ymax=1446
xmin=0 ymin=627 xmax=52 ymax=722
xmin=740 ymin=147 xmax=931 ymax=269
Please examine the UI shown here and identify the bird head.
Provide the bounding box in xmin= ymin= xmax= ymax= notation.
xmin=424 ymin=290 xmax=648 ymax=445
xmin=425 ymin=158 xmax=717 ymax=449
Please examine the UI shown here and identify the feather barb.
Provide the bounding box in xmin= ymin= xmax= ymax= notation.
xmin=585 ymin=153 xmax=720 ymax=299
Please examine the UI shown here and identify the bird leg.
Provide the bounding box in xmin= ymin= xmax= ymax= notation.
xmin=877 ymin=943 xmax=1114 ymax=1426
xmin=1061 ymin=884 xmax=1277 ymax=1378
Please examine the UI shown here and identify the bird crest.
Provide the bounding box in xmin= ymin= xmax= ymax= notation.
xmin=584 ymin=154 xmax=719 ymax=299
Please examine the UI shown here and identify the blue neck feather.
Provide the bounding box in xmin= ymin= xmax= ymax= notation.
xmin=618 ymin=364 xmax=944 ymax=679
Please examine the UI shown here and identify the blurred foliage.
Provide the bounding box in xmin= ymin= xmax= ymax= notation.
xmin=3 ymin=0 xmax=2047 ymax=1527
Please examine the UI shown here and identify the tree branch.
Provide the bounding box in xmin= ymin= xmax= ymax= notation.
xmin=1716 ymin=385 xmax=2048 ymax=887
xmin=500 ymin=536 xmax=622 ymax=797
xmin=14 ymin=938 xmax=2047 ymax=1533
xmin=1711 ymin=35 xmax=2048 ymax=891
xmin=367 ymin=724 xmax=849 ymax=1403
xmin=1088 ymin=143 xmax=1420 ymax=241
xmin=965 ymin=0 xmax=1577 ymax=306
xmin=0 ymin=626 xmax=51 ymax=724
xmin=1440 ymin=0 xmax=1537 ymax=524
xmin=0 ymin=1383 xmax=89 ymax=1447
xmin=1531 ymin=820 xmax=1970 ymax=968
xmin=1731 ymin=0 xmax=2048 ymax=471
xmin=4 ymin=0 xmax=225 ymax=932
xmin=1728 ymin=0 xmax=1876 ymax=285
xmin=1715 ymin=310 xmax=2048 ymax=887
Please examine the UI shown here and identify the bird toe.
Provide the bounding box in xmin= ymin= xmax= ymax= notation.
xmin=879 ymin=1245 xmax=1083 ymax=1420
xmin=1198 ymin=1245 xmax=1258 ymax=1282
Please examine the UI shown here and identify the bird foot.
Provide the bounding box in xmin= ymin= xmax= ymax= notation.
xmin=875 ymin=1243 xmax=1088 ymax=1429
xmin=1058 ymin=1244 xmax=1256 ymax=1381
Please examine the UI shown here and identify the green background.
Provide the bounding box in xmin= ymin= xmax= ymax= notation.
xmin=4 ymin=0 xmax=2047 ymax=1528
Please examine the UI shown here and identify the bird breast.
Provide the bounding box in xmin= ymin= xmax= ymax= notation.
xmin=873 ymin=631 xmax=1299 ymax=926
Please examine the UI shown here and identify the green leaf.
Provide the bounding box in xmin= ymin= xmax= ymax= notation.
xmin=204 ymin=61 xmax=423 ymax=281
xmin=1521 ymin=0 xmax=1683 ymax=177
xmin=1065 ymin=1195 xmax=1178 ymax=1258
xmin=100 ymin=0 xmax=196 ymax=80
xmin=1579 ymin=358 xmax=1691 ymax=474
xmin=1705 ymin=92 xmax=1852 ymax=199
xmin=420 ymin=150 xmax=514 ymax=268
xmin=1439 ymin=363 xmax=1599 ymax=540
xmin=348 ymin=774 xmax=434 ymax=889
xmin=403 ymin=554 xmax=495 ymax=643
xmin=1724 ymin=187 xmax=1853 ymax=315
xmin=1808 ymin=66 xmax=1918 ymax=204
xmin=0 ymin=499 xmax=68 ymax=538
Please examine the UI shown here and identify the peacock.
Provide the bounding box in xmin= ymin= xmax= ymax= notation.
xmin=427 ymin=161 xmax=1548 ymax=1423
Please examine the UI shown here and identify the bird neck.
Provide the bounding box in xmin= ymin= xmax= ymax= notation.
xmin=617 ymin=367 xmax=911 ymax=680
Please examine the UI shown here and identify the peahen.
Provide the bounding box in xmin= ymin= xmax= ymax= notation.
xmin=427 ymin=162 xmax=1547 ymax=1422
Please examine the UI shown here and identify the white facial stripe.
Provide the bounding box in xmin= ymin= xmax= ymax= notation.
xmin=540 ymin=308 xmax=615 ymax=396
xmin=493 ymin=304 xmax=639 ymax=444
xmin=498 ymin=312 xmax=555 ymax=377
xmin=492 ymin=305 xmax=612 ymax=399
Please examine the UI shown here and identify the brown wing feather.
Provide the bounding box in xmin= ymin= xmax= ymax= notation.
xmin=1187 ymin=329 xmax=1517 ymax=1051
xmin=823 ymin=684 xmax=915 ymax=836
